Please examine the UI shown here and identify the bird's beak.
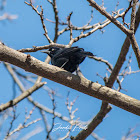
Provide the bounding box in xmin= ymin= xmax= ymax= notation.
xmin=41 ymin=50 xmax=50 ymax=55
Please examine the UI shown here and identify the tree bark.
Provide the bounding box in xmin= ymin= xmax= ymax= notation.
xmin=0 ymin=43 xmax=140 ymax=116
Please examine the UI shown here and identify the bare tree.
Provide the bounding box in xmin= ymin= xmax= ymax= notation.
xmin=0 ymin=0 xmax=140 ymax=139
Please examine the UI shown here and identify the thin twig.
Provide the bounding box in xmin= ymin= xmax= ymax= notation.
xmin=25 ymin=1 xmax=53 ymax=43
xmin=68 ymin=9 xmax=127 ymax=46
xmin=87 ymin=0 xmax=133 ymax=36
xmin=52 ymin=0 xmax=59 ymax=43
xmin=18 ymin=43 xmax=67 ymax=53
xmin=67 ymin=12 xmax=73 ymax=41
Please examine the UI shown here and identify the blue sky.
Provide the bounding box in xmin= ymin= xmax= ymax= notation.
xmin=0 ymin=0 xmax=140 ymax=139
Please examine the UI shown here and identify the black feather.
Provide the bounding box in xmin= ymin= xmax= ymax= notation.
xmin=42 ymin=46 xmax=94 ymax=73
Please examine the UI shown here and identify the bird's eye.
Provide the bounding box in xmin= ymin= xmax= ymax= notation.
xmin=51 ymin=48 xmax=54 ymax=51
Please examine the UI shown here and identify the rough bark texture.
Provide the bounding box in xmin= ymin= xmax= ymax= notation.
xmin=0 ymin=43 xmax=140 ymax=116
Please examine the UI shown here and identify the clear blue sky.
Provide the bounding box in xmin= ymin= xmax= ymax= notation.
xmin=0 ymin=0 xmax=140 ymax=139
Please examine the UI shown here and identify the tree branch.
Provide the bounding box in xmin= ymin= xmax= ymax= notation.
xmin=4 ymin=62 xmax=83 ymax=124
xmin=87 ymin=0 xmax=133 ymax=36
xmin=68 ymin=10 xmax=126 ymax=46
xmin=72 ymin=104 xmax=111 ymax=140
xmin=18 ymin=43 xmax=67 ymax=53
xmin=129 ymin=0 xmax=140 ymax=68
xmin=73 ymin=5 xmax=140 ymax=139
xmin=25 ymin=1 xmax=53 ymax=43
xmin=0 ymin=43 xmax=140 ymax=116
xmin=106 ymin=4 xmax=140 ymax=87
xmin=0 ymin=82 xmax=45 ymax=112
xmin=52 ymin=0 xmax=59 ymax=43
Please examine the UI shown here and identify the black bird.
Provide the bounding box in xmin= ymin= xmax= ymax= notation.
xmin=42 ymin=46 xmax=94 ymax=73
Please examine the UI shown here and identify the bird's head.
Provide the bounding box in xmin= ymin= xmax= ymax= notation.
xmin=42 ymin=47 xmax=60 ymax=57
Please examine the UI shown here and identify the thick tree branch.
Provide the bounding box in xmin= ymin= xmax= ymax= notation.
xmin=107 ymin=4 xmax=140 ymax=87
xmin=72 ymin=104 xmax=111 ymax=140
xmin=129 ymin=34 xmax=140 ymax=69
xmin=129 ymin=1 xmax=140 ymax=68
xmin=0 ymin=43 xmax=140 ymax=116
xmin=130 ymin=0 xmax=137 ymax=31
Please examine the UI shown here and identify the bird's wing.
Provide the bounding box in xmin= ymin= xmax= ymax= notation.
xmin=53 ymin=46 xmax=83 ymax=59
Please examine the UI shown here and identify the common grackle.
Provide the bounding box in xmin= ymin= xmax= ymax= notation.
xmin=42 ymin=46 xmax=94 ymax=73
